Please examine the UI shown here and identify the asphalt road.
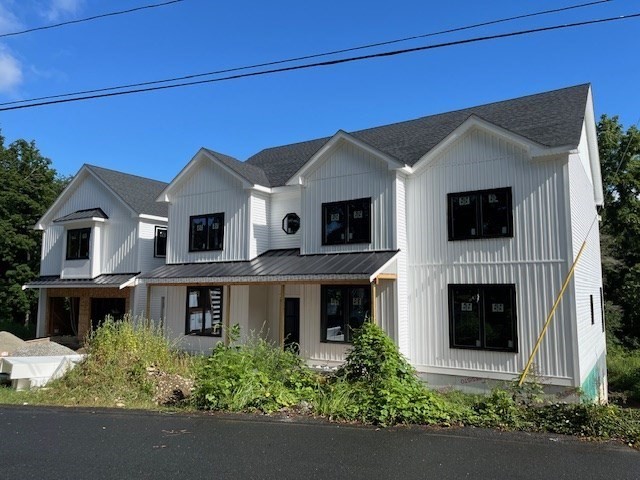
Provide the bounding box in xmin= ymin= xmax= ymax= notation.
xmin=0 ymin=405 xmax=638 ymax=480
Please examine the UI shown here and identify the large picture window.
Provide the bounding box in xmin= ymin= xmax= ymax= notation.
xmin=66 ymin=228 xmax=91 ymax=260
xmin=186 ymin=286 xmax=223 ymax=336
xmin=154 ymin=227 xmax=167 ymax=257
xmin=448 ymin=284 xmax=517 ymax=352
xmin=448 ymin=187 xmax=513 ymax=240
xmin=322 ymin=197 xmax=371 ymax=245
xmin=189 ymin=213 xmax=224 ymax=252
xmin=321 ymin=285 xmax=371 ymax=343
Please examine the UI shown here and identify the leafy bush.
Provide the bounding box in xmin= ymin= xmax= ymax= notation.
xmin=607 ymin=344 xmax=640 ymax=403
xmin=43 ymin=315 xmax=191 ymax=407
xmin=0 ymin=320 xmax=35 ymax=340
xmin=329 ymin=322 xmax=451 ymax=425
xmin=193 ymin=333 xmax=319 ymax=413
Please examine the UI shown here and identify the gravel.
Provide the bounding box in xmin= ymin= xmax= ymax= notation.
xmin=11 ymin=342 xmax=78 ymax=357
xmin=0 ymin=331 xmax=27 ymax=356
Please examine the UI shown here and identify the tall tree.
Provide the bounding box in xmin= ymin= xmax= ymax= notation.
xmin=598 ymin=115 xmax=640 ymax=344
xmin=0 ymin=135 xmax=66 ymax=326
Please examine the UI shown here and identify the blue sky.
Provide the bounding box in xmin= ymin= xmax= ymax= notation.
xmin=0 ymin=0 xmax=638 ymax=182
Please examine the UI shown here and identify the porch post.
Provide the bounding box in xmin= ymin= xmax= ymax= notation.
xmin=224 ymin=285 xmax=231 ymax=346
xmin=371 ymin=279 xmax=378 ymax=326
xmin=145 ymin=284 xmax=151 ymax=321
xmin=279 ymin=284 xmax=285 ymax=347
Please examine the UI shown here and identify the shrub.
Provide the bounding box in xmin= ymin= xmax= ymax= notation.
xmin=329 ymin=322 xmax=451 ymax=425
xmin=193 ymin=333 xmax=319 ymax=413
xmin=607 ymin=344 xmax=640 ymax=403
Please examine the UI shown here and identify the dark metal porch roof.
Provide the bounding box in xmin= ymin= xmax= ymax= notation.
xmin=23 ymin=273 xmax=138 ymax=290
xmin=138 ymin=249 xmax=398 ymax=284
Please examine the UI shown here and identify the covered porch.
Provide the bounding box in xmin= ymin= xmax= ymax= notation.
xmin=139 ymin=249 xmax=398 ymax=365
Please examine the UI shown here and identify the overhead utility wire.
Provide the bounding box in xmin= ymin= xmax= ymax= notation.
xmin=2 ymin=12 xmax=638 ymax=113
xmin=0 ymin=0 xmax=185 ymax=39
xmin=0 ymin=0 xmax=611 ymax=107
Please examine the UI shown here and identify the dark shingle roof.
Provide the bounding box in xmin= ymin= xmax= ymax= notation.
xmin=246 ymin=84 xmax=590 ymax=186
xmin=86 ymin=165 xmax=168 ymax=217
xmin=53 ymin=208 xmax=108 ymax=223
xmin=204 ymin=149 xmax=271 ymax=187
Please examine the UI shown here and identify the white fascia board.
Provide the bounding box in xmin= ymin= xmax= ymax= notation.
xmin=411 ymin=115 xmax=564 ymax=174
xmin=119 ymin=276 xmax=138 ymax=289
xmin=34 ymin=166 xmax=89 ymax=230
xmin=250 ymin=184 xmax=272 ymax=194
xmin=369 ymin=252 xmax=399 ymax=283
xmin=139 ymin=214 xmax=168 ymax=222
xmin=53 ymin=216 xmax=107 ymax=227
xmin=584 ymin=86 xmax=605 ymax=206
xmin=138 ymin=274 xmax=372 ymax=285
xmin=285 ymin=130 xmax=404 ymax=186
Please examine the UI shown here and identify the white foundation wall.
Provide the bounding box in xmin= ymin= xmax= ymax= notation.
xmin=405 ymin=127 xmax=575 ymax=385
xmin=301 ymin=141 xmax=395 ymax=254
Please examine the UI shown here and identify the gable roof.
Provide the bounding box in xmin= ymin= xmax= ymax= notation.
xmin=53 ymin=208 xmax=108 ymax=223
xmin=245 ymin=84 xmax=590 ymax=187
xmin=85 ymin=165 xmax=168 ymax=218
xmin=203 ymin=149 xmax=271 ymax=187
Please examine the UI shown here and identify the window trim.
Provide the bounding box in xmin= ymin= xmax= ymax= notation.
xmin=448 ymin=283 xmax=518 ymax=353
xmin=447 ymin=187 xmax=513 ymax=241
xmin=154 ymin=226 xmax=167 ymax=258
xmin=320 ymin=284 xmax=371 ymax=344
xmin=321 ymin=197 xmax=372 ymax=246
xmin=188 ymin=212 xmax=224 ymax=252
xmin=185 ymin=286 xmax=223 ymax=337
xmin=65 ymin=227 xmax=91 ymax=260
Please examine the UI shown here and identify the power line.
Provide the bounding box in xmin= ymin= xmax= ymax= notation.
xmin=0 ymin=0 xmax=612 ymax=108
xmin=0 ymin=0 xmax=185 ymax=39
xmin=2 ymin=12 xmax=638 ymax=113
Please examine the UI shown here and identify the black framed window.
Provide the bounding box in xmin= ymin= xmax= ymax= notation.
xmin=189 ymin=213 xmax=224 ymax=252
xmin=321 ymin=285 xmax=371 ymax=343
xmin=600 ymin=287 xmax=605 ymax=333
xmin=448 ymin=187 xmax=513 ymax=240
xmin=590 ymin=295 xmax=595 ymax=325
xmin=322 ymin=197 xmax=371 ymax=245
xmin=154 ymin=227 xmax=167 ymax=257
xmin=282 ymin=213 xmax=300 ymax=235
xmin=186 ymin=286 xmax=223 ymax=336
xmin=66 ymin=228 xmax=91 ymax=260
xmin=449 ymin=284 xmax=517 ymax=352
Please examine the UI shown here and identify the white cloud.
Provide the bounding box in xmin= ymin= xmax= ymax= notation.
xmin=0 ymin=46 xmax=23 ymax=93
xmin=0 ymin=1 xmax=22 ymax=34
xmin=45 ymin=0 xmax=83 ymax=21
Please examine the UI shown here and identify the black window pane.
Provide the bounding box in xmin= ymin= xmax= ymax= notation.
xmin=67 ymin=230 xmax=79 ymax=258
xmin=324 ymin=287 xmax=344 ymax=341
xmin=67 ymin=228 xmax=90 ymax=259
xmin=190 ymin=217 xmax=208 ymax=251
xmin=483 ymin=286 xmax=515 ymax=350
xmin=481 ymin=189 xmax=511 ymax=237
xmin=208 ymin=214 xmax=224 ymax=250
xmin=450 ymin=194 xmax=479 ymax=239
xmin=155 ymin=228 xmax=167 ymax=256
xmin=187 ymin=288 xmax=202 ymax=333
xmin=347 ymin=287 xmax=371 ymax=339
xmin=348 ymin=199 xmax=371 ymax=243
xmin=324 ymin=204 xmax=346 ymax=245
xmin=452 ymin=286 xmax=481 ymax=347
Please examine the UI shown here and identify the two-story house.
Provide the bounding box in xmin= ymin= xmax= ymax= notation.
xmin=30 ymin=83 xmax=606 ymax=401
xmin=25 ymin=165 xmax=168 ymax=340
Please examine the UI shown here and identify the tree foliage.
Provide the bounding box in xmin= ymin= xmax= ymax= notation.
xmin=0 ymin=135 xmax=66 ymax=325
xmin=598 ymin=115 xmax=640 ymax=344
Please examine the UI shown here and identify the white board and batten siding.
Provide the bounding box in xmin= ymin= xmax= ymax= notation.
xmin=166 ymin=161 xmax=250 ymax=263
xmin=567 ymin=132 xmax=605 ymax=385
xmin=249 ymin=192 xmax=270 ymax=258
xmin=301 ymin=141 xmax=395 ymax=255
xmin=40 ymin=172 xmax=139 ymax=277
xmin=270 ymin=188 xmax=301 ymax=250
xmin=406 ymin=127 xmax=575 ymax=385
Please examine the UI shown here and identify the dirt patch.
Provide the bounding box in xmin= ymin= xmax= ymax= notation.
xmin=147 ymin=367 xmax=194 ymax=406
xmin=0 ymin=332 xmax=27 ymax=356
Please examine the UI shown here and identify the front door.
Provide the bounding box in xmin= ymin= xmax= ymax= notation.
xmin=284 ymin=298 xmax=300 ymax=353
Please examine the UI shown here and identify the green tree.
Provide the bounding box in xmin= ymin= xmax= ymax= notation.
xmin=0 ymin=135 xmax=67 ymax=327
xmin=598 ymin=115 xmax=640 ymax=344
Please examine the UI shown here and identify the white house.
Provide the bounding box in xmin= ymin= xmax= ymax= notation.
xmin=28 ymin=84 xmax=607 ymax=401
xmin=25 ymin=165 xmax=168 ymax=340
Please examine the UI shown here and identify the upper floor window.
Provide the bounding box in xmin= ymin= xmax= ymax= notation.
xmin=322 ymin=197 xmax=371 ymax=245
xmin=449 ymin=284 xmax=517 ymax=352
xmin=448 ymin=187 xmax=513 ymax=240
xmin=154 ymin=227 xmax=167 ymax=257
xmin=282 ymin=213 xmax=300 ymax=235
xmin=66 ymin=228 xmax=91 ymax=260
xmin=189 ymin=213 xmax=224 ymax=252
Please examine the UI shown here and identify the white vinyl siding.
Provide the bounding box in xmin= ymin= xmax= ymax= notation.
xmin=301 ymin=141 xmax=395 ymax=254
xmin=270 ymin=188 xmax=302 ymax=250
xmin=405 ymin=127 xmax=574 ymax=384
xmin=166 ymin=161 xmax=250 ymax=263
xmin=249 ymin=192 xmax=270 ymax=258
xmin=137 ymin=221 xmax=167 ymax=273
